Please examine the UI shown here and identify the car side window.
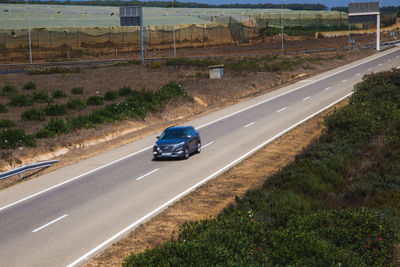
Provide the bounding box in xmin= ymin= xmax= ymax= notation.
xmin=187 ymin=128 xmax=193 ymax=137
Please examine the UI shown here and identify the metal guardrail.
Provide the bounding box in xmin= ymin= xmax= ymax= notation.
xmin=0 ymin=160 xmax=58 ymax=181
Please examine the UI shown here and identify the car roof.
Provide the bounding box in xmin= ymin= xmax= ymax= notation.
xmin=165 ymin=126 xmax=193 ymax=130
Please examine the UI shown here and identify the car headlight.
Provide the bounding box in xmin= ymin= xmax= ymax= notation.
xmin=173 ymin=142 xmax=185 ymax=151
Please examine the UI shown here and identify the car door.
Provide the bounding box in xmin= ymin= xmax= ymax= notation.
xmin=187 ymin=128 xmax=195 ymax=152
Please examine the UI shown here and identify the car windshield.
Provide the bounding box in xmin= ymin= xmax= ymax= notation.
xmin=159 ymin=128 xmax=187 ymax=140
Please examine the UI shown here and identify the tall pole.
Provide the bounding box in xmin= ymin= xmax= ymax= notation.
xmin=172 ymin=0 xmax=176 ymax=57
xmin=281 ymin=1 xmax=284 ymax=55
xmin=140 ymin=7 xmax=144 ymax=64
xmin=26 ymin=0 xmax=32 ymax=65
xmin=376 ymin=13 xmax=380 ymax=51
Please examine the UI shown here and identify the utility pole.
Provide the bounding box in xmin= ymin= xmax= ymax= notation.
xmin=26 ymin=0 xmax=32 ymax=65
xmin=281 ymin=1 xmax=285 ymax=55
xmin=172 ymin=0 xmax=176 ymax=57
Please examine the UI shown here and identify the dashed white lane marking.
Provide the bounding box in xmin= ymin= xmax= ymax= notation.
xmin=136 ymin=168 xmax=160 ymax=181
xmin=324 ymin=87 xmax=331 ymax=91
xmin=202 ymin=141 xmax=214 ymax=148
xmin=276 ymin=107 xmax=287 ymax=113
xmin=32 ymin=214 xmax=68 ymax=233
xmin=388 ymin=59 xmax=392 ymax=62
xmin=342 ymin=79 xmax=347 ymax=83
xmin=244 ymin=122 xmax=255 ymax=128
xmin=298 ymin=79 xmax=313 ymax=83
xmin=368 ymin=68 xmax=372 ymax=71
xmin=302 ymin=96 xmax=310 ymax=101
xmin=379 ymin=63 xmax=383 ymax=66
xmin=356 ymin=73 xmax=361 ymax=76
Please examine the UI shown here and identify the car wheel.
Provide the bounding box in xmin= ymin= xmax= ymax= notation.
xmin=196 ymin=140 xmax=201 ymax=154
xmin=183 ymin=147 xmax=189 ymax=160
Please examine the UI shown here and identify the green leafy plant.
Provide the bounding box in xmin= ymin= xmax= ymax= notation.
xmin=0 ymin=128 xmax=35 ymax=148
xmin=118 ymin=86 xmax=132 ymax=97
xmin=32 ymin=91 xmax=50 ymax=103
xmin=0 ymin=103 xmax=8 ymax=113
xmin=22 ymin=81 xmax=36 ymax=90
xmin=21 ymin=108 xmax=46 ymax=121
xmin=51 ymin=90 xmax=67 ymax=98
xmin=0 ymin=119 xmax=15 ymax=128
xmin=152 ymin=61 xmax=162 ymax=69
xmin=66 ymin=98 xmax=86 ymax=110
xmin=2 ymin=84 xmax=17 ymax=96
xmin=104 ymin=91 xmax=119 ymax=101
xmin=71 ymin=87 xmax=84 ymax=95
xmin=86 ymin=96 xmax=103 ymax=106
xmin=43 ymin=118 xmax=69 ymax=136
xmin=8 ymin=94 xmax=32 ymax=107
xmin=44 ymin=104 xmax=68 ymax=116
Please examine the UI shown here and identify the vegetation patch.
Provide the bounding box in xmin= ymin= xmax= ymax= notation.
xmin=22 ymin=81 xmax=36 ymax=90
xmin=0 ymin=103 xmax=8 ymax=113
xmin=123 ymin=70 xmax=400 ymax=266
xmin=51 ymin=90 xmax=67 ymax=98
xmin=86 ymin=96 xmax=103 ymax=106
xmin=0 ymin=128 xmax=35 ymax=149
xmin=0 ymin=119 xmax=15 ymax=128
xmin=28 ymin=67 xmax=81 ymax=75
xmin=66 ymin=98 xmax=86 ymax=110
xmin=2 ymin=84 xmax=17 ymax=96
xmin=21 ymin=108 xmax=46 ymax=121
xmin=71 ymin=87 xmax=84 ymax=95
xmin=44 ymin=104 xmax=68 ymax=116
xmin=8 ymin=94 xmax=33 ymax=107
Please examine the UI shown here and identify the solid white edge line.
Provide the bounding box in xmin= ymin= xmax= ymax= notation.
xmin=202 ymin=141 xmax=214 ymax=148
xmin=136 ymin=168 xmax=160 ymax=181
xmin=2 ymin=48 xmax=399 ymax=212
xmin=0 ymin=146 xmax=153 ymax=212
xmin=324 ymin=87 xmax=331 ymax=91
xmin=67 ymin=91 xmax=355 ymax=267
xmin=244 ymin=122 xmax=255 ymax=128
xmin=277 ymin=107 xmax=287 ymax=113
xmin=196 ymin=47 xmax=399 ymax=130
xmin=32 ymin=214 xmax=68 ymax=233
xmin=302 ymin=96 xmax=310 ymax=101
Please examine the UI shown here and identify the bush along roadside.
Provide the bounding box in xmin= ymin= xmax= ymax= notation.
xmin=24 ymin=82 xmax=184 ymax=141
xmin=123 ymin=69 xmax=400 ymax=266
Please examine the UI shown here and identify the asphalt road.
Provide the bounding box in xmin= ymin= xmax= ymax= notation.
xmin=1 ymin=46 xmax=400 ymax=267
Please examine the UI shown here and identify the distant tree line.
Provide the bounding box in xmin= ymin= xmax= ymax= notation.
xmin=0 ymin=0 xmax=327 ymax=10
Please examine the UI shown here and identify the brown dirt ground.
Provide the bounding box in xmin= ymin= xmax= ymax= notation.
xmin=0 ymin=48 xmax=374 ymax=190
xmin=83 ymin=97 xmax=348 ymax=267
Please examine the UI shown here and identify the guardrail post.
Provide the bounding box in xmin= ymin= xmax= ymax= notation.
xmin=19 ymin=173 xmax=23 ymax=180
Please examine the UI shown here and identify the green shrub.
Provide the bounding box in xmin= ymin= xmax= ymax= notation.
xmin=45 ymin=104 xmax=67 ymax=116
xmin=35 ymin=128 xmax=55 ymax=138
xmin=165 ymin=57 xmax=192 ymax=66
xmin=28 ymin=67 xmax=81 ymax=75
xmin=0 ymin=103 xmax=8 ymax=113
xmin=51 ymin=90 xmax=67 ymax=98
xmin=118 ymin=86 xmax=132 ymax=97
xmin=0 ymin=119 xmax=15 ymax=128
xmin=22 ymin=81 xmax=36 ymax=90
xmin=21 ymin=108 xmax=46 ymax=121
xmin=103 ymin=91 xmax=118 ymax=101
xmin=0 ymin=128 xmax=35 ymax=148
xmin=8 ymin=94 xmax=32 ymax=107
xmin=2 ymin=84 xmax=17 ymax=96
xmin=86 ymin=96 xmax=103 ymax=106
xmin=66 ymin=98 xmax=86 ymax=110
xmin=112 ymin=59 xmax=140 ymax=67
xmin=43 ymin=118 xmax=69 ymax=135
xmin=32 ymin=91 xmax=50 ymax=103
xmin=71 ymin=87 xmax=84 ymax=94
xmin=67 ymin=115 xmax=93 ymax=130
xmin=152 ymin=61 xmax=162 ymax=69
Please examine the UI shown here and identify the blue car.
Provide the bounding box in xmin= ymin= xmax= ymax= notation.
xmin=153 ymin=126 xmax=201 ymax=160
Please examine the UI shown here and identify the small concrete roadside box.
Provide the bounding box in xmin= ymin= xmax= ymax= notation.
xmin=208 ymin=64 xmax=224 ymax=79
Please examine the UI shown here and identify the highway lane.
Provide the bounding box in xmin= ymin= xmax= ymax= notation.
xmin=0 ymin=46 xmax=400 ymax=267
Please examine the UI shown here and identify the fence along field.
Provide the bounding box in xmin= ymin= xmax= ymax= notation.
xmin=0 ymin=4 xmax=348 ymax=63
